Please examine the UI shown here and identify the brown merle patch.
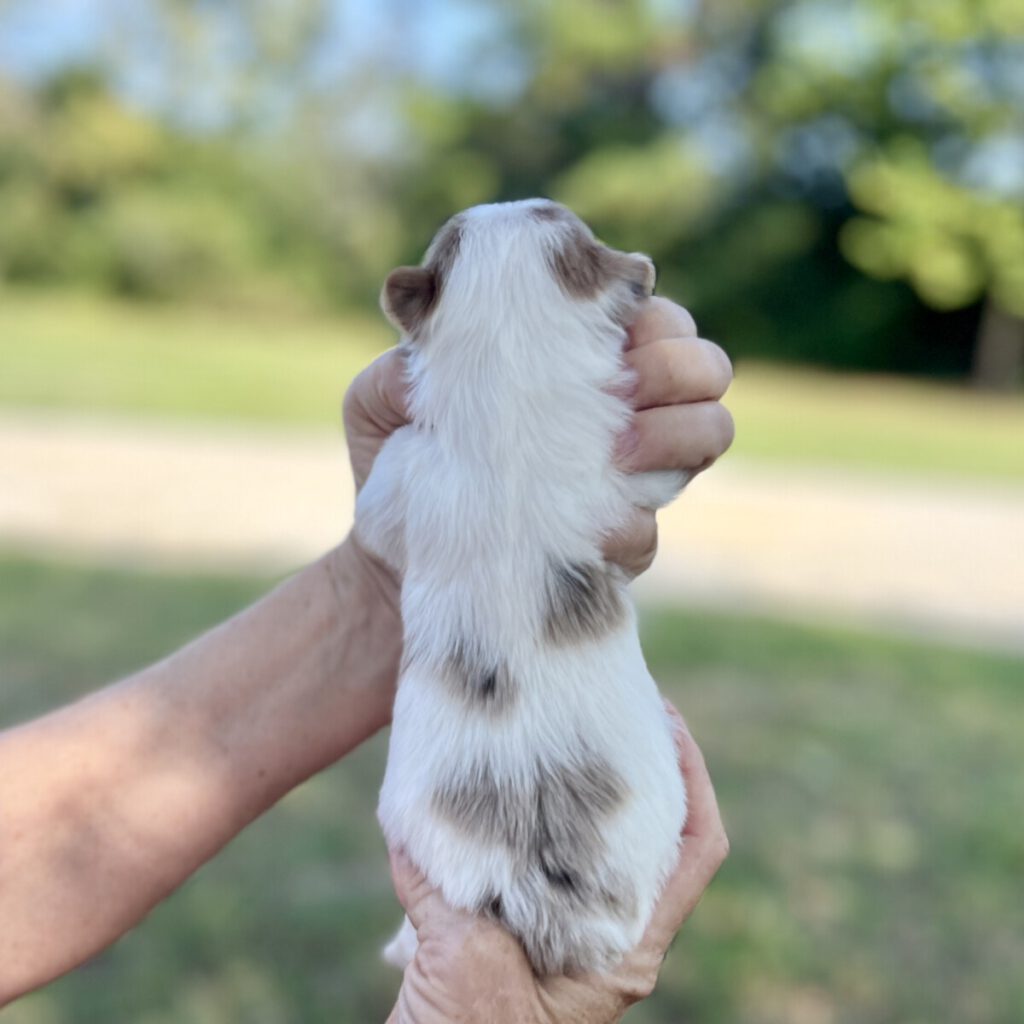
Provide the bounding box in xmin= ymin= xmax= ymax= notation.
xmin=528 ymin=201 xmax=573 ymax=223
xmin=544 ymin=560 xmax=627 ymax=645
xmin=426 ymin=216 xmax=463 ymax=289
xmin=432 ymin=753 xmax=627 ymax=895
xmin=441 ymin=640 xmax=517 ymax=714
xmin=547 ymin=220 xmax=656 ymax=308
xmin=549 ymin=223 xmax=616 ymax=298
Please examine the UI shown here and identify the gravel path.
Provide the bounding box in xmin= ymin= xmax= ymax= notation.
xmin=2 ymin=410 xmax=1022 ymax=653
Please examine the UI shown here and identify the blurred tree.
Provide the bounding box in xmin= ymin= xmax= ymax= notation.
xmin=842 ymin=146 xmax=1024 ymax=389
xmin=129 ymin=0 xmax=332 ymax=132
xmin=1 ymin=0 xmax=1021 ymax=386
xmin=389 ymin=0 xmax=1022 ymax=384
xmin=380 ymin=1 xmax=934 ymax=375
xmin=0 ymin=65 xmax=398 ymax=306
xmin=736 ymin=0 xmax=1024 ymax=387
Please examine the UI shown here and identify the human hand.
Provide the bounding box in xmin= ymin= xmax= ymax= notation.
xmin=384 ymin=709 xmax=728 ymax=1024
xmin=342 ymin=297 xmax=734 ymax=579
xmin=606 ymin=297 xmax=733 ymax=577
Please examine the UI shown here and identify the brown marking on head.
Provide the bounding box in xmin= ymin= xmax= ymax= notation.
xmin=380 ymin=216 xmax=464 ymax=335
xmin=548 ymin=220 xmax=657 ymax=306
xmin=528 ymin=201 xmax=573 ymax=223
xmin=543 ymin=560 xmax=627 ymax=645
xmin=426 ymin=216 xmax=463 ymax=285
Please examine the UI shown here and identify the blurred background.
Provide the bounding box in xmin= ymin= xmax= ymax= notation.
xmin=1 ymin=1 xmax=1022 ymax=1022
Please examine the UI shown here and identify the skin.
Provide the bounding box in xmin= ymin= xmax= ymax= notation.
xmin=0 ymin=297 xmax=733 ymax=1016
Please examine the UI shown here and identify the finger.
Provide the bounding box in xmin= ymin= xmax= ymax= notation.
xmin=641 ymin=729 xmax=729 ymax=953
xmin=602 ymin=508 xmax=658 ymax=579
xmin=343 ymin=348 xmax=411 ymax=437
xmin=388 ymin=847 xmax=456 ymax=933
xmin=624 ymin=336 xmax=733 ymax=410
xmin=617 ymin=402 xmax=735 ymax=474
xmin=627 ymin=297 xmax=698 ymax=349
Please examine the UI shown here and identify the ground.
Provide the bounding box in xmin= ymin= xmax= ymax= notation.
xmin=3 ymin=410 xmax=1022 ymax=651
xmin=1 ymin=555 xmax=1021 ymax=1024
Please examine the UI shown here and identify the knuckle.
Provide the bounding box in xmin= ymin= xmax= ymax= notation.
xmin=709 ymin=403 xmax=735 ymax=455
xmin=672 ymin=303 xmax=699 ymax=339
xmin=342 ymin=362 xmax=377 ymax=425
xmin=341 ymin=377 xmax=362 ymax=426
xmin=618 ymin=964 xmax=659 ymax=1005
xmin=702 ymin=340 xmax=733 ymax=396
xmin=711 ymin=829 xmax=731 ymax=866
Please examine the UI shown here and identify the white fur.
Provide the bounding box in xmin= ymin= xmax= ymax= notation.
xmin=356 ymin=199 xmax=687 ymax=975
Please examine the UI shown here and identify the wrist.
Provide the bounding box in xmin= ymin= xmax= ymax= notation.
xmin=319 ymin=535 xmax=403 ymax=736
xmin=331 ymin=533 xmax=401 ymax=623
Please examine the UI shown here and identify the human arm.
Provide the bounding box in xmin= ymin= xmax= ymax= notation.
xmin=0 ymin=538 xmax=401 ymax=1005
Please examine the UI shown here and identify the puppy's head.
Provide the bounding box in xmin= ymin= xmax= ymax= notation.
xmin=380 ymin=200 xmax=655 ymax=337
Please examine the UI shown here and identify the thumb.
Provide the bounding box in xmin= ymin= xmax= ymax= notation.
xmin=389 ymin=848 xmax=459 ymax=933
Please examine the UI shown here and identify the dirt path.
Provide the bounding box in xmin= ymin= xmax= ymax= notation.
xmin=2 ymin=410 xmax=1022 ymax=653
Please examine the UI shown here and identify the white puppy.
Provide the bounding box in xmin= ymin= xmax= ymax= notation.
xmin=356 ymin=199 xmax=687 ymax=975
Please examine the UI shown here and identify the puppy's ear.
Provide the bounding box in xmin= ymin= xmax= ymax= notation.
xmin=381 ymin=266 xmax=437 ymax=334
xmin=622 ymin=252 xmax=657 ymax=299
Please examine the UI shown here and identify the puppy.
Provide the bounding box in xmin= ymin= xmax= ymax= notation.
xmin=356 ymin=199 xmax=687 ymax=975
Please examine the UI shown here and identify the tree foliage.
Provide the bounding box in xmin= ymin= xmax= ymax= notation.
xmin=0 ymin=0 xmax=1021 ymax=383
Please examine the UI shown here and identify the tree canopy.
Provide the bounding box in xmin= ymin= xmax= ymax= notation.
xmin=0 ymin=0 xmax=1021 ymax=384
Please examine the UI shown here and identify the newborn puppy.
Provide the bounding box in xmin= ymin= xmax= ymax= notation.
xmin=356 ymin=199 xmax=687 ymax=975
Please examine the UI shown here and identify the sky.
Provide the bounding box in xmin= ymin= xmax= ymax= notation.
xmin=0 ymin=0 xmax=102 ymax=79
xmin=0 ymin=0 xmax=520 ymax=119
xmin=1 ymin=0 xmax=1021 ymax=196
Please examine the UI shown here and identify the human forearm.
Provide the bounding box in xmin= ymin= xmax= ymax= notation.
xmin=0 ymin=537 xmax=400 ymax=1004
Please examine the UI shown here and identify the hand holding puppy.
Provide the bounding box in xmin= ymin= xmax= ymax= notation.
xmin=344 ymin=296 xmax=734 ymax=584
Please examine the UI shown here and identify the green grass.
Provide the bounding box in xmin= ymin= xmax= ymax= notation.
xmin=2 ymin=553 xmax=1022 ymax=1024
xmin=729 ymin=362 xmax=1024 ymax=482
xmin=2 ymin=289 xmax=1023 ymax=480
xmin=0 ymin=289 xmax=389 ymax=428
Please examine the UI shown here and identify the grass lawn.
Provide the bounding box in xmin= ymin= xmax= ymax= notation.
xmin=0 ymin=289 xmax=389 ymax=428
xmin=2 ymin=289 xmax=1023 ymax=481
xmin=2 ymin=553 xmax=1021 ymax=1024
xmin=729 ymin=362 xmax=1024 ymax=483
